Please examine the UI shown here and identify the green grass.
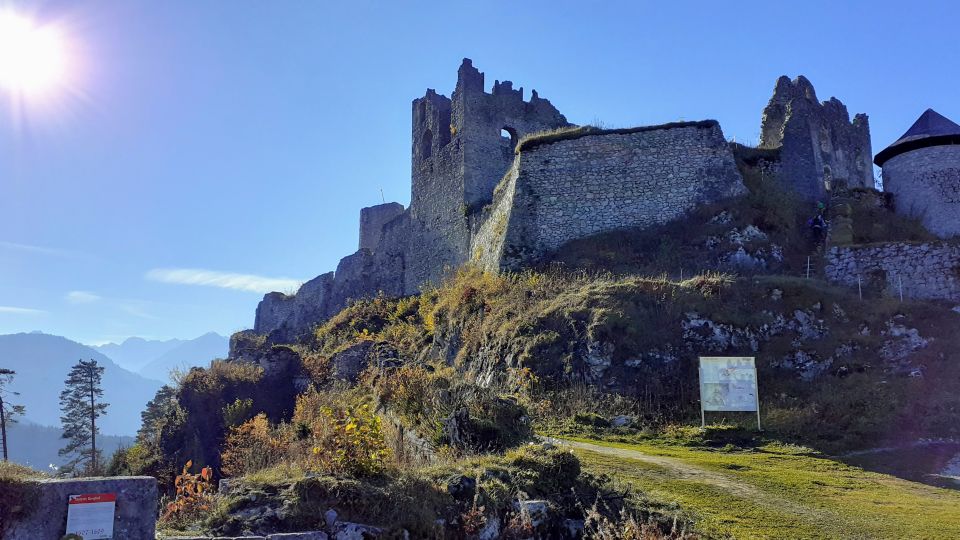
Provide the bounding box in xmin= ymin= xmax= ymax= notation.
xmin=566 ymin=436 xmax=960 ymax=539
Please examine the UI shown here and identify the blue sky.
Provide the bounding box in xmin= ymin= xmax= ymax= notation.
xmin=1 ymin=0 xmax=958 ymax=345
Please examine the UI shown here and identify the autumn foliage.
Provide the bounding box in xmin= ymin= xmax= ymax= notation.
xmin=160 ymin=460 xmax=214 ymax=525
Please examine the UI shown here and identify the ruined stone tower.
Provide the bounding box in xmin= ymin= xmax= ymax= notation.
xmin=875 ymin=109 xmax=960 ymax=238
xmin=759 ymin=76 xmax=873 ymax=200
xmin=407 ymin=59 xmax=569 ymax=290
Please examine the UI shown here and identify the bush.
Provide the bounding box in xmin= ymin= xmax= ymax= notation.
xmin=293 ymin=389 xmax=389 ymax=477
xmin=220 ymin=414 xmax=288 ymax=477
xmin=159 ymin=460 xmax=215 ymax=529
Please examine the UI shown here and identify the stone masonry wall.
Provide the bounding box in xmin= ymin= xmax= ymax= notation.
xmin=760 ymin=76 xmax=873 ymax=199
xmin=824 ymin=241 xmax=960 ymax=302
xmin=882 ymin=145 xmax=960 ymax=238
xmin=484 ymin=122 xmax=746 ymax=269
xmin=472 ymin=158 xmax=519 ymax=273
xmin=359 ymin=202 xmax=405 ymax=252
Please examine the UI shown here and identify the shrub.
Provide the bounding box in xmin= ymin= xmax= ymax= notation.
xmin=106 ymin=443 xmax=160 ymax=477
xmin=293 ymin=389 xmax=389 ymax=477
xmin=159 ymin=460 xmax=215 ymax=528
xmin=222 ymin=398 xmax=254 ymax=428
xmin=220 ymin=414 xmax=288 ymax=477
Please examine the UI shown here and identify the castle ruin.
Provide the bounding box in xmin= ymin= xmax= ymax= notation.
xmin=759 ymin=75 xmax=874 ymax=199
xmin=253 ymin=60 xmax=881 ymax=342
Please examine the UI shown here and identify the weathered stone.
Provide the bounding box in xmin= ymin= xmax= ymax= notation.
xmin=333 ymin=522 xmax=382 ymax=540
xmin=3 ymin=476 xmax=157 ymax=540
xmin=610 ymin=415 xmax=635 ymax=428
xmin=330 ymin=341 xmax=374 ymax=382
xmin=759 ymin=75 xmax=873 ymax=198
xmin=268 ymin=532 xmax=329 ymax=540
xmin=882 ymin=145 xmax=960 ymax=239
xmin=324 ymin=508 xmax=338 ymax=529
xmin=824 ymin=241 xmax=960 ymax=302
xmin=478 ymin=516 xmax=500 ymax=540
xmin=513 ymin=499 xmax=551 ymax=527
xmin=446 ymin=474 xmax=477 ymax=501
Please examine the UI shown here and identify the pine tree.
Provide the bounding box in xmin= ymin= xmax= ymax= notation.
xmin=138 ymin=385 xmax=176 ymax=445
xmin=0 ymin=368 xmax=26 ymax=461
xmin=59 ymin=359 xmax=109 ymax=475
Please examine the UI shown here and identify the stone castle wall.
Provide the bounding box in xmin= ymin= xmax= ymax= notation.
xmin=760 ymin=76 xmax=873 ymax=199
xmin=824 ymin=241 xmax=960 ymax=302
xmin=882 ymin=145 xmax=960 ymax=239
xmin=475 ymin=122 xmax=746 ymax=270
xmin=359 ymin=202 xmax=405 ymax=252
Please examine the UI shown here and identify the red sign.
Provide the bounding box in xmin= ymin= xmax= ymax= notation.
xmin=68 ymin=493 xmax=117 ymax=505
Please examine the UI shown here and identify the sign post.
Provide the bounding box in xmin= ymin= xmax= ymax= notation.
xmin=65 ymin=493 xmax=116 ymax=540
xmin=698 ymin=356 xmax=761 ymax=430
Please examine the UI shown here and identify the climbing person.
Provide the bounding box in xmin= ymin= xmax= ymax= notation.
xmin=808 ymin=201 xmax=829 ymax=244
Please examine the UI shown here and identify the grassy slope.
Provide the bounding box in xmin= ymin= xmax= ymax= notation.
xmin=566 ymin=436 xmax=960 ymax=540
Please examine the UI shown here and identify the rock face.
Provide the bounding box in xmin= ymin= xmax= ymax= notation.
xmin=824 ymin=241 xmax=960 ymax=302
xmin=3 ymin=476 xmax=157 ymax=540
xmin=759 ymin=75 xmax=874 ymax=199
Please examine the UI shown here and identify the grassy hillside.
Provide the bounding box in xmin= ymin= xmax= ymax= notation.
xmin=564 ymin=435 xmax=960 ymax=539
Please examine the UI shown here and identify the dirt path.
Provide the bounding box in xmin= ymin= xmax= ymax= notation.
xmin=548 ymin=437 xmax=832 ymax=522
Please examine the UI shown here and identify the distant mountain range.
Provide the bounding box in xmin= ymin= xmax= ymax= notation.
xmin=92 ymin=332 xmax=228 ymax=382
xmin=0 ymin=332 xmax=164 ymax=436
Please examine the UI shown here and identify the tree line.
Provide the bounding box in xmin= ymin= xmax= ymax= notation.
xmin=1 ymin=359 xmax=110 ymax=476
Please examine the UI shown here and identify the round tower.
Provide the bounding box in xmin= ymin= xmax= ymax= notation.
xmin=875 ymin=108 xmax=960 ymax=238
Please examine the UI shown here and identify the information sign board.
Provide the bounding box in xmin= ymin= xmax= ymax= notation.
xmin=65 ymin=493 xmax=116 ymax=540
xmin=699 ymin=356 xmax=761 ymax=429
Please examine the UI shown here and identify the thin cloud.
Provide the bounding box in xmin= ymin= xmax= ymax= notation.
xmin=145 ymin=268 xmax=302 ymax=294
xmin=118 ymin=303 xmax=159 ymax=320
xmin=0 ymin=240 xmax=81 ymax=259
xmin=66 ymin=290 xmax=101 ymax=304
xmin=0 ymin=305 xmax=47 ymax=315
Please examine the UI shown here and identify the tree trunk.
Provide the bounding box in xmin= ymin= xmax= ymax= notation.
xmin=1 ymin=395 xmax=8 ymax=461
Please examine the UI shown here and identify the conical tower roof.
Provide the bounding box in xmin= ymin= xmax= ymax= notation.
xmin=875 ymin=109 xmax=960 ymax=166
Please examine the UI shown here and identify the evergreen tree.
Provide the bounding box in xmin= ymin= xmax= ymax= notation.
xmin=138 ymin=384 xmax=176 ymax=445
xmin=59 ymin=359 xmax=109 ymax=475
xmin=0 ymin=368 xmax=26 ymax=461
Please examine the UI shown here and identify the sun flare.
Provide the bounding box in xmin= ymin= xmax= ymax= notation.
xmin=0 ymin=11 xmax=67 ymax=94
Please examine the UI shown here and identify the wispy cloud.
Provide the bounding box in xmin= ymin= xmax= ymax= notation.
xmin=65 ymin=290 xmax=101 ymax=304
xmin=145 ymin=268 xmax=301 ymax=294
xmin=0 ymin=240 xmax=81 ymax=259
xmin=0 ymin=305 xmax=47 ymax=315
xmin=118 ymin=303 xmax=159 ymax=320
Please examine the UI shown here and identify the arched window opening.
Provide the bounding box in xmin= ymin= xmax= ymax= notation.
xmin=501 ymin=126 xmax=518 ymax=151
xmin=421 ymin=129 xmax=433 ymax=159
